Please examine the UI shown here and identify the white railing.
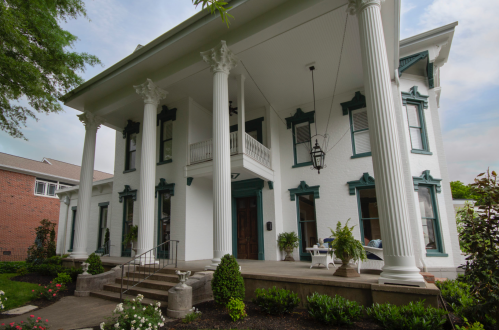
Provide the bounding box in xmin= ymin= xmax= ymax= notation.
xmin=245 ymin=132 xmax=271 ymax=168
xmin=188 ymin=131 xmax=271 ymax=168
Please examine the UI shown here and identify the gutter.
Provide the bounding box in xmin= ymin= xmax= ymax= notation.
xmin=55 ymin=177 xmax=115 ymax=194
xmin=400 ymin=21 xmax=458 ymax=48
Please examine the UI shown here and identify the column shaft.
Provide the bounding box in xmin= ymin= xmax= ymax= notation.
xmin=355 ymin=1 xmax=425 ymax=286
xmin=237 ymin=75 xmax=246 ymax=154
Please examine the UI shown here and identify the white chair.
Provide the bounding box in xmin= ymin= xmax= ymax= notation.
xmin=358 ymin=246 xmax=384 ymax=271
xmin=309 ymin=248 xmax=335 ymax=270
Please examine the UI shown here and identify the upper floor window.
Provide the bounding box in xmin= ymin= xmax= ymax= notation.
xmin=122 ymin=120 xmax=140 ymax=172
xmin=285 ymin=108 xmax=315 ymax=168
xmin=34 ymin=179 xmax=72 ymax=197
xmin=157 ymin=106 xmax=177 ymax=165
xmin=402 ymin=86 xmax=432 ymax=155
xmin=341 ymin=91 xmax=371 ymax=159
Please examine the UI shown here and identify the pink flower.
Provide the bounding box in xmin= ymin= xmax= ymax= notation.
xmin=32 ymin=290 xmax=35 ymax=292
xmin=44 ymin=287 xmax=46 ymax=289
xmin=50 ymin=282 xmax=52 ymax=284
xmin=30 ymin=315 xmax=34 ymax=318
xmin=36 ymin=320 xmax=39 ymax=323
xmin=21 ymin=321 xmax=24 ymax=324
xmin=48 ymin=289 xmax=52 ymax=293
xmin=10 ymin=323 xmax=15 ymax=327
xmin=37 ymin=317 xmax=41 ymax=320
xmin=45 ymin=320 xmax=48 ymax=323
xmin=52 ymin=294 xmax=56 ymax=297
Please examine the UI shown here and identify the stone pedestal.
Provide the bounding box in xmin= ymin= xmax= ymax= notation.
xmin=333 ymin=262 xmax=360 ymax=277
xmin=167 ymin=285 xmax=193 ymax=319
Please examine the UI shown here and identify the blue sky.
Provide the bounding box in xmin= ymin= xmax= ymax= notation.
xmin=0 ymin=0 xmax=497 ymax=184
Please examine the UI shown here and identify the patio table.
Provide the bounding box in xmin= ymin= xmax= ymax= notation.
xmin=306 ymin=247 xmax=335 ymax=269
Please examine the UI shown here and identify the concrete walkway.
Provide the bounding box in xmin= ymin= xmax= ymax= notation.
xmin=1 ymin=296 xmax=117 ymax=330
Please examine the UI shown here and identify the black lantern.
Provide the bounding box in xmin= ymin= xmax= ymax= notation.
xmin=311 ymin=139 xmax=325 ymax=174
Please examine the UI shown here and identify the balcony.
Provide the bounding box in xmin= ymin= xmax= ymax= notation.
xmin=186 ymin=131 xmax=273 ymax=181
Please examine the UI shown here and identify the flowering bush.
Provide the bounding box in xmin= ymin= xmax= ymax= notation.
xmin=32 ymin=282 xmax=64 ymax=301
xmin=100 ymin=294 xmax=165 ymax=330
xmin=0 ymin=315 xmax=50 ymax=330
xmin=0 ymin=290 xmax=6 ymax=311
xmin=182 ymin=307 xmax=202 ymax=324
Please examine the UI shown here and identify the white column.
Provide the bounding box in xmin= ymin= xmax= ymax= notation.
xmin=71 ymin=111 xmax=103 ymax=259
xmin=201 ymin=41 xmax=238 ymax=270
xmin=134 ymin=79 xmax=167 ymax=264
xmin=237 ymin=74 xmax=246 ymax=155
xmin=348 ymin=0 xmax=425 ymax=286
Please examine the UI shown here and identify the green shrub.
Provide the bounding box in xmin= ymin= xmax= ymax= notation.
xmin=211 ymin=254 xmax=245 ymax=305
xmin=26 ymin=219 xmax=57 ymax=264
xmin=43 ymin=256 xmax=62 ymax=265
xmin=307 ymin=293 xmax=363 ymax=326
xmin=227 ymin=297 xmax=247 ymax=322
xmin=27 ymin=263 xmax=65 ymax=277
xmin=456 ymin=318 xmax=485 ymax=330
xmin=253 ymin=287 xmax=300 ymax=315
xmin=64 ymin=266 xmax=83 ymax=282
xmin=33 ymin=282 xmax=64 ymax=301
xmin=100 ymin=294 xmax=165 ymax=329
xmin=366 ymin=301 xmax=447 ymax=330
xmin=0 ymin=261 xmax=25 ymax=274
xmin=182 ymin=307 xmax=202 ymax=324
xmin=16 ymin=267 xmax=29 ymax=276
xmin=54 ymin=272 xmax=72 ymax=286
xmin=86 ymin=253 xmax=104 ymax=275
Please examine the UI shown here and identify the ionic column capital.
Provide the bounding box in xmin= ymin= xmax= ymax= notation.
xmin=134 ymin=78 xmax=168 ymax=106
xmin=201 ymin=40 xmax=238 ymax=75
xmin=77 ymin=111 xmax=104 ymax=131
xmin=347 ymin=0 xmax=384 ymax=15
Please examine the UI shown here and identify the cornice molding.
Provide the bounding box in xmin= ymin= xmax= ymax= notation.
xmin=201 ymin=40 xmax=238 ymax=74
xmin=289 ymin=181 xmax=320 ymax=201
xmin=118 ymin=185 xmax=137 ymax=203
xmin=347 ymin=0 xmax=384 ymax=16
xmin=122 ymin=120 xmax=140 ymax=139
xmin=77 ymin=111 xmax=104 ymax=131
xmin=155 ymin=178 xmax=175 ymax=197
xmin=157 ymin=106 xmax=177 ymax=125
xmin=413 ymin=170 xmax=442 ymax=193
xmin=134 ymin=78 xmax=167 ymax=106
xmin=340 ymin=91 xmax=366 ymax=116
xmin=401 ymin=86 xmax=429 ymax=109
xmin=285 ymin=108 xmax=315 ymax=129
xmin=347 ymin=172 xmax=375 ymax=195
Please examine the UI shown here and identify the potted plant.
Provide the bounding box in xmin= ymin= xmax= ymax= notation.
xmin=123 ymin=225 xmax=138 ymax=257
xmin=329 ymin=220 xmax=366 ymax=277
xmin=277 ymin=232 xmax=300 ymax=261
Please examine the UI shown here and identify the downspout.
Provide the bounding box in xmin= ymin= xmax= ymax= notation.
xmin=61 ymin=195 xmax=70 ymax=255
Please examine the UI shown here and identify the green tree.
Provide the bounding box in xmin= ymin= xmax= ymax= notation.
xmin=193 ymin=0 xmax=233 ymax=26
xmin=450 ymin=181 xmax=478 ymax=200
xmin=0 ymin=0 xmax=101 ymax=139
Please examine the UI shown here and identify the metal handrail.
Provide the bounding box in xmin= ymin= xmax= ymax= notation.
xmin=119 ymin=240 xmax=179 ymax=301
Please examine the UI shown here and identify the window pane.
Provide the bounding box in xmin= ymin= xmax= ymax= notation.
xmin=295 ymin=122 xmax=310 ymax=144
xmin=296 ymin=142 xmax=310 ymax=164
xmin=101 ymin=207 xmax=108 ymax=228
xmin=247 ymin=130 xmax=258 ymax=141
xmin=354 ymin=130 xmax=371 ymax=154
xmin=418 ymin=186 xmax=434 ymax=218
xmin=163 ymin=140 xmax=173 ymax=161
xmin=410 ymin=127 xmax=423 ymax=150
xmin=352 ymin=108 xmax=369 ymax=131
xmin=161 ymin=193 xmax=171 ymax=219
xmin=359 ymin=189 xmax=378 ymax=218
xmin=47 ymin=183 xmax=57 ymax=196
xmin=129 ymin=133 xmax=137 ymax=151
xmin=129 ymin=150 xmax=136 ymax=169
xmin=163 ymin=121 xmax=172 ymax=141
xmin=406 ymin=104 xmax=420 ymax=127
xmin=299 ymin=194 xmax=317 ymax=254
xmin=422 ymin=218 xmax=437 ymax=249
xmin=35 ymin=181 xmax=46 ymax=195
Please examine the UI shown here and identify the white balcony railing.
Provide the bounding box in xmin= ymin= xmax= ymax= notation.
xmin=188 ymin=131 xmax=271 ymax=168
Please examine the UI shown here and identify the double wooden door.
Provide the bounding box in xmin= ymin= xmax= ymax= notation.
xmin=236 ymin=196 xmax=258 ymax=260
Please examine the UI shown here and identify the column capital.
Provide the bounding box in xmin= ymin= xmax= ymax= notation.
xmin=347 ymin=0 xmax=384 ymax=15
xmin=134 ymin=78 xmax=168 ymax=106
xmin=77 ymin=111 xmax=104 ymax=130
xmin=201 ymin=40 xmax=238 ymax=74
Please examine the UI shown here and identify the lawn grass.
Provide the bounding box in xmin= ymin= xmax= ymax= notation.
xmin=0 ymin=273 xmax=38 ymax=311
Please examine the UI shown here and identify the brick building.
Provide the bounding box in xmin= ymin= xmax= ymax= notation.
xmin=0 ymin=152 xmax=112 ymax=260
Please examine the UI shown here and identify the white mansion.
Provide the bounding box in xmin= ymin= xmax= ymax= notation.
xmin=56 ymin=0 xmax=462 ymax=285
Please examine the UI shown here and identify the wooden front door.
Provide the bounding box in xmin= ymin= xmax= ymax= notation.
xmin=236 ymin=196 xmax=258 ymax=260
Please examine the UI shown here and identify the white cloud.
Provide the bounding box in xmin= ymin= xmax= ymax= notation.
xmin=401 ymin=1 xmax=416 ymax=15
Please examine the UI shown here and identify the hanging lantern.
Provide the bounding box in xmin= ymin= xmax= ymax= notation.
xmin=311 ymin=139 xmax=325 ymax=174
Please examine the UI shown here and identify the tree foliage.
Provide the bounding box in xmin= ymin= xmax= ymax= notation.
xmin=26 ymin=219 xmax=57 ymax=264
xmin=458 ymin=169 xmax=499 ymax=326
xmin=450 ymin=181 xmax=481 ymax=201
xmin=0 ymin=0 xmax=101 ymax=139
xmin=211 ymin=254 xmax=245 ymax=305
xmin=193 ymin=0 xmax=233 ymax=26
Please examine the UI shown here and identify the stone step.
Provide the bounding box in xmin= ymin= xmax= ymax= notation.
xmin=103 ymin=283 xmax=169 ymax=302
xmin=90 ymin=290 xmax=167 ymax=307
xmin=116 ymin=277 xmax=177 ymax=291
xmin=135 ymin=266 xmax=196 ymax=276
xmin=125 ymin=272 xmax=179 ymax=283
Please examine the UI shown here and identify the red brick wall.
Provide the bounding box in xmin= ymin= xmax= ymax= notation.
xmin=0 ymin=169 xmax=60 ymax=261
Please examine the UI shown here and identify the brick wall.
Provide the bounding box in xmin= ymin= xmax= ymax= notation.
xmin=0 ymin=169 xmax=60 ymax=261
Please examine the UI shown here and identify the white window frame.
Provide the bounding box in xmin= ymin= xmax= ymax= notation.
xmin=34 ymin=179 xmax=72 ymax=198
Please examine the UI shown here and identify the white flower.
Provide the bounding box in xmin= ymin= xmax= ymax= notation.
xmin=100 ymin=322 xmax=105 ymax=330
xmin=154 ymin=307 xmax=158 ymax=311
xmin=114 ymin=323 xmax=120 ymax=328
xmin=143 ymin=307 xmax=146 ymax=311
xmin=156 ymin=302 xmax=161 ymax=307
xmin=132 ymin=306 xmax=135 ymax=310
xmin=131 ymin=320 xmax=136 ymax=324
xmin=134 ymin=314 xmax=137 ymax=318
xmin=148 ymin=323 xmax=151 ymax=327
xmin=160 ymin=323 xmax=164 ymax=327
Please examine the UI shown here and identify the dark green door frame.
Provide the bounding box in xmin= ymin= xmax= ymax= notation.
xmin=231 ymin=179 xmax=265 ymax=260
xmin=68 ymin=206 xmax=77 ymax=252
xmin=295 ymin=195 xmax=318 ymax=261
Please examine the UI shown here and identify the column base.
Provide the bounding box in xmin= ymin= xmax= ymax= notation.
xmin=205 ymin=258 xmax=221 ymax=270
xmin=132 ymin=255 xmax=158 ymax=265
xmin=379 ymin=264 xmax=426 ymax=287
xmin=70 ymin=251 xmax=89 ymax=260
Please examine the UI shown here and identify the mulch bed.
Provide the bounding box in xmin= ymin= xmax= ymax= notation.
xmin=0 ymin=273 xmax=76 ymax=319
xmin=164 ymin=300 xmax=383 ymax=330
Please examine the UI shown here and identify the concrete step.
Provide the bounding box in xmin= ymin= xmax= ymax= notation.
xmin=125 ymin=272 xmax=179 ymax=283
xmin=103 ymin=283 xmax=169 ymax=302
xmin=90 ymin=290 xmax=167 ymax=307
xmin=135 ymin=266 xmax=196 ymax=276
xmin=116 ymin=277 xmax=177 ymax=291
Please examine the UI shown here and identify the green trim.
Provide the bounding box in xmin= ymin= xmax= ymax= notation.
xmin=98 ymin=202 xmax=110 ymax=207
xmin=285 ymin=108 xmax=315 ymax=129
xmin=417 ymin=184 xmax=445 ymax=255
xmin=118 ymin=185 xmax=137 ymax=203
xmin=97 ymin=205 xmax=108 ymax=250
xmin=71 ymin=206 xmax=77 ymax=211
xmin=426 ymin=252 xmax=448 ymax=257
xmin=230 ymin=117 xmax=264 ymax=144
xmin=356 ymin=186 xmax=378 ymax=246
xmin=157 ymin=159 xmax=173 ymax=166
xmin=292 ymin=161 xmax=312 ymax=168
xmin=289 ymin=181 xmax=320 ymax=201
xmin=295 ymin=193 xmax=318 ymax=261
xmin=413 ymin=170 xmax=442 ymax=193
xmin=122 ymin=120 xmax=140 ymax=139
xmin=347 ymin=173 xmax=375 ymax=195
xmin=411 ymin=150 xmax=433 ymax=155
xmin=351 ymin=153 xmax=372 ymax=159
xmin=69 ymin=208 xmax=77 ymax=252
xmin=341 ymin=91 xmax=366 ymax=116
xmin=157 ymin=191 xmax=171 ymax=259
xmin=187 ymin=177 xmax=193 ymax=186
xmin=156 ymin=106 xmax=177 ymax=125
xmin=427 ymin=62 xmax=435 ymax=89
xmin=268 ymin=181 xmax=273 ymax=190
xmin=231 ymin=173 xmax=241 ymax=179
xmin=401 ymin=86 xmax=429 ymax=109
xmin=123 ymin=169 xmax=136 ymax=174
xmin=399 ymin=51 xmax=435 ymax=89
xmin=231 ymin=179 xmax=265 ymax=260
xmin=155 ymin=178 xmax=175 ymax=197
xmin=121 ymin=196 xmax=133 ymax=257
